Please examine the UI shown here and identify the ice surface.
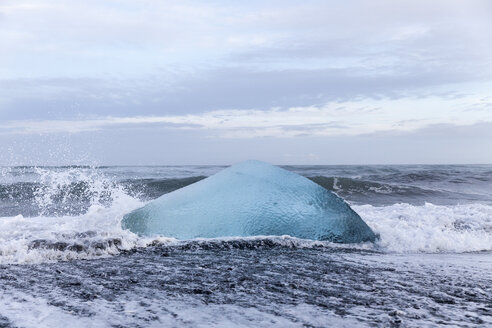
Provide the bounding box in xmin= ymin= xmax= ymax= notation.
xmin=122 ymin=160 xmax=376 ymax=243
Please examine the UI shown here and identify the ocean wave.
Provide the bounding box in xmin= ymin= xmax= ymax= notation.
xmin=0 ymin=177 xmax=208 ymax=217
xmin=1 ymin=166 xmax=491 ymax=264
xmin=356 ymin=203 xmax=492 ymax=253
xmin=365 ymin=169 xmax=492 ymax=185
xmin=309 ymin=176 xmax=445 ymax=200
xmin=1 ymin=202 xmax=491 ymax=264
xmin=2 ymin=174 xmax=485 ymax=217
xmin=119 ymin=176 xmax=206 ymax=200
xmin=0 ymin=185 xmax=151 ymax=264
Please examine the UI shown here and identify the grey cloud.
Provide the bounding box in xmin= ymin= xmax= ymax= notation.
xmin=1 ymin=0 xmax=491 ymax=122
xmin=0 ymin=62 xmax=484 ymax=122
xmin=1 ymin=0 xmax=491 ymax=165
xmin=2 ymin=121 xmax=491 ymax=165
xmin=278 ymin=123 xmax=348 ymax=131
xmin=175 ymin=66 xmax=476 ymax=109
xmin=361 ymin=122 xmax=492 ymax=139
xmin=406 ymin=122 xmax=492 ymax=139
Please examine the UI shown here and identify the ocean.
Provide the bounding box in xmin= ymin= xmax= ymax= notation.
xmin=0 ymin=164 xmax=491 ymax=327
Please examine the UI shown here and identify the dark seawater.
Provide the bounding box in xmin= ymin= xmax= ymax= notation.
xmin=0 ymin=165 xmax=491 ymax=327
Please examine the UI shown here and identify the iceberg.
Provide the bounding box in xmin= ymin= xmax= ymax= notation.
xmin=122 ymin=160 xmax=376 ymax=243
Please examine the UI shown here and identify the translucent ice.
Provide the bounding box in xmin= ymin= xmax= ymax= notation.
xmin=122 ymin=161 xmax=376 ymax=243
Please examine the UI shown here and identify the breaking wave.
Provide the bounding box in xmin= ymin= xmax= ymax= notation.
xmin=355 ymin=203 xmax=492 ymax=253
xmin=0 ymin=166 xmax=491 ymax=264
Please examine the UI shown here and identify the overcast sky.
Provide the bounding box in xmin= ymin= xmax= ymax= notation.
xmin=1 ymin=0 xmax=491 ymax=165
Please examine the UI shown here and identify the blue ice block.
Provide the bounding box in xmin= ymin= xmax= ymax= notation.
xmin=122 ymin=160 xmax=376 ymax=243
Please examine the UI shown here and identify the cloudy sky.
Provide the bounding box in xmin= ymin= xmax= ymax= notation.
xmin=1 ymin=0 xmax=491 ymax=165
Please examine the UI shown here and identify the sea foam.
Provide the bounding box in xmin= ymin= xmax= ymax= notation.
xmin=356 ymin=203 xmax=492 ymax=253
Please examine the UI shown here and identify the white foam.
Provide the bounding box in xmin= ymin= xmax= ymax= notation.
xmin=356 ymin=203 xmax=492 ymax=253
xmin=0 ymin=166 xmax=180 ymax=264
xmin=33 ymin=166 xmax=119 ymax=214
xmin=0 ymin=291 xmax=99 ymax=328
xmin=0 ymin=290 xmax=362 ymax=328
xmin=2 ymin=202 xmax=491 ymax=264
xmin=0 ymin=184 xmax=175 ymax=264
